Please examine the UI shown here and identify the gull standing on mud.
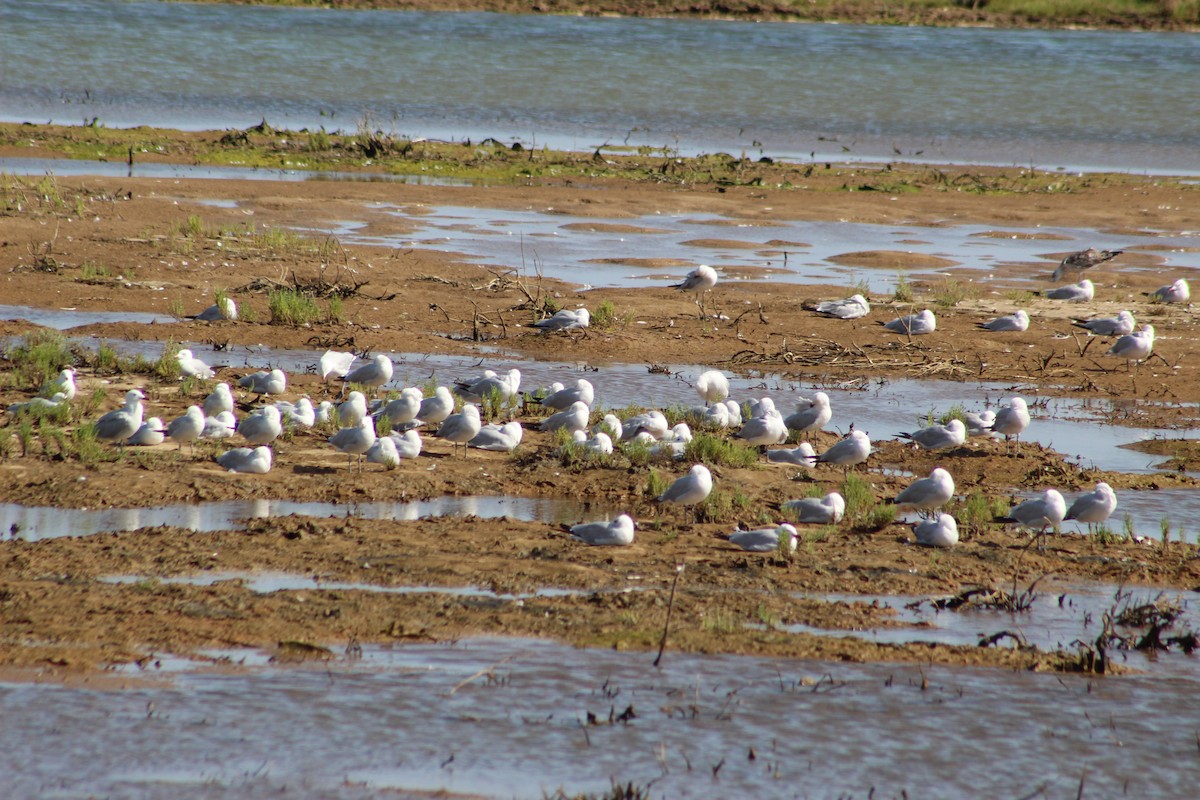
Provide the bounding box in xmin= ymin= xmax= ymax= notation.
xmin=990 ymin=398 xmax=1030 ymax=451
xmin=814 ymin=294 xmax=871 ymax=320
xmin=882 ymin=309 xmax=936 ymax=335
xmin=673 ymin=264 xmax=718 ymax=317
xmin=1064 ymin=482 xmax=1118 ymax=531
xmin=998 ymin=489 xmax=1066 ymax=546
xmin=165 ymin=405 xmax=206 ymax=453
xmin=1106 ymin=324 xmax=1155 ymax=372
xmin=176 ymin=348 xmax=216 ymax=380
xmin=809 ymin=429 xmax=872 ymax=471
xmin=782 ymin=492 xmax=846 ymax=524
xmin=1147 ymin=278 xmax=1190 ymax=304
xmin=217 ymin=445 xmax=272 ymax=475
xmin=1051 ymin=247 xmax=1123 ymax=282
xmin=912 ymin=513 xmax=959 ymax=548
xmin=1072 ymin=310 xmax=1135 ymax=337
xmin=329 ymin=415 xmax=377 ymax=471
xmin=734 ymin=399 xmax=788 ymax=452
xmin=435 ymin=403 xmax=482 ymax=456
xmin=897 ymin=419 xmax=966 ymax=452
xmin=891 ymin=467 xmax=956 ymax=513
xmin=695 ymin=370 xmax=730 ymax=403
xmin=238 ymin=368 xmax=287 ymax=397
xmin=568 ymin=514 xmax=636 ymax=547
xmin=94 ymin=389 xmax=145 ymax=445
xmin=784 ymin=392 xmax=832 ymax=438
xmin=342 ymin=353 xmax=394 ymax=394
xmin=728 ymin=524 xmax=798 ymax=553
xmin=533 ymin=308 xmax=590 ymax=333
xmin=658 ymin=464 xmax=713 ymax=521
xmin=979 ymin=309 xmax=1030 ymax=332
xmin=1040 ymin=279 xmax=1094 ymax=302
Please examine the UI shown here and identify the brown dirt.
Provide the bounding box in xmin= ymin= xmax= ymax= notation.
xmin=192 ymin=0 xmax=1200 ymax=32
xmin=1 ymin=137 xmax=1199 ymax=677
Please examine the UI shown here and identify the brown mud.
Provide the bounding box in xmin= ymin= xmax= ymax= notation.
xmin=179 ymin=0 xmax=1200 ymax=33
xmin=1 ymin=127 xmax=1198 ymax=676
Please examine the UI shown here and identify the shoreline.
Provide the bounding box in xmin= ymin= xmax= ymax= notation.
xmin=166 ymin=0 xmax=1200 ymax=33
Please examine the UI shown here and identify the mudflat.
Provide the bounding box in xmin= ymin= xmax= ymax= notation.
xmin=1 ymin=123 xmax=1198 ymax=675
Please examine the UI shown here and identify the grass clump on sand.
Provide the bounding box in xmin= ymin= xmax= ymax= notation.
xmin=841 ymin=473 xmax=894 ymax=531
xmin=684 ymin=433 xmax=759 ymax=469
xmin=951 ymin=491 xmax=1010 ymax=538
xmin=930 ymin=278 xmax=977 ymax=308
xmin=5 ymin=331 xmax=75 ymax=391
xmin=268 ymin=288 xmax=322 ymax=326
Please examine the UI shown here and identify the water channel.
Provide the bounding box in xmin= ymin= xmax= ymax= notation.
xmin=2 ymin=0 xmax=1198 ymax=172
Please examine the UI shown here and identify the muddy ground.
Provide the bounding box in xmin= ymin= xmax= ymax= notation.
xmin=186 ymin=0 xmax=1200 ymax=32
xmin=1 ymin=130 xmax=1198 ymax=676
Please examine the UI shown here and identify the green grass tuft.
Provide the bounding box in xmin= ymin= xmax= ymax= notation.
xmin=268 ymin=288 xmax=322 ymax=326
xmin=6 ymin=330 xmax=75 ymax=390
xmin=891 ymin=272 xmax=914 ymax=303
xmin=683 ymin=433 xmax=759 ymax=468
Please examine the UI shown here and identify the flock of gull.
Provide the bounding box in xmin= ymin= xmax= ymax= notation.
xmin=7 ymin=246 xmax=1182 ymax=554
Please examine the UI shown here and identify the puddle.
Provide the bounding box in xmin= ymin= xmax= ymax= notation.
xmin=792 ymin=582 xmax=1200 ymax=679
xmin=0 ymin=496 xmax=602 ymax=541
xmin=99 ymin=571 xmax=596 ymax=601
xmin=1049 ymin=487 xmax=1200 ymax=543
xmin=0 ymin=304 xmax=176 ymax=329
xmin=326 ymin=204 xmax=1198 ymax=291
xmin=2 ymin=636 xmax=1198 ymax=798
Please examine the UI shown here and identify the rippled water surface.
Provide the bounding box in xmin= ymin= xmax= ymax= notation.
xmin=2 ymin=0 xmax=1197 ymax=171
xmin=2 ymin=638 xmax=1199 ymax=798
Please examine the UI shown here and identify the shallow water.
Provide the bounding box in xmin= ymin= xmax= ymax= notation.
xmin=100 ymin=571 xmax=595 ymax=601
xmin=0 ymin=303 xmax=176 ymax=328
xmin=337 ymin=204 xmax=1199 ymax=291
xmin=793 ymin=582 xmax=1200 ymax=679
xmin=2 ymin=637 xmax=1198 ymax=798
xmin=2 ymin=1 xmax=1198 ymax=172
xmin=0 ymin=496 xmax=601 ymax=542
